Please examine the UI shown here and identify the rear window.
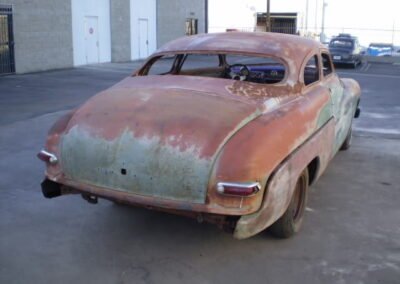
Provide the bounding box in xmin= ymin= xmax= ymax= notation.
xmin=369 ymin=44 xmax=393 ymax=49
xmin=147 ymin=54 xmax=177 ymax=75
xmin=141 ymin=53 xmax=286 ymax=85
xmin=329 ymin=39 xmax=354 ymax=48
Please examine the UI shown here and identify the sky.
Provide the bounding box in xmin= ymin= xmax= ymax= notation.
xmin=208 ymin=0 xmax=400 ymax=45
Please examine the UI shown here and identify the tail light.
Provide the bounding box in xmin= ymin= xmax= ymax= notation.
xmin=37 ymin=150 xmax=58 ymax=164
xmin=217 ymin=182 xmax=261 ymax=197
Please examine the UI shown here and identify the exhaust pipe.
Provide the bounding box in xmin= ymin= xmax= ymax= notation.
xmin=41 ymin=179 xmax=62 ymax=198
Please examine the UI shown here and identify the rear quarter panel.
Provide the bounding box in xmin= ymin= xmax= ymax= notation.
xmin=234 ymin=118 xmax=335 ymax=238
xmin=209 ymin=85 xmax=335 ymax=230
xmin=336 ymin=77 xmax=361 ymax=150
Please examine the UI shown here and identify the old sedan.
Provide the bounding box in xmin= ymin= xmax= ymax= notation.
xmin=38 ymin=32 xmax=361 ymax=239
xmin=329 ymin=34 xmax=362 ymax=67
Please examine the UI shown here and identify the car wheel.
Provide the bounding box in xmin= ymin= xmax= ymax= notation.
xmin=269 ymin=169 xmax=309 ymax=238
xmin=340 ymin=125 xmax=352 ymax=151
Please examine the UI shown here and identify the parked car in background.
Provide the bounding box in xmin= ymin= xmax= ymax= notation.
xmin=329 ymin=34 xmax=362 ymax=67
xmin=367 ymin=43 xmax=395 ymax=56
xmin=38 ymin=32 xmax=361 ymax=239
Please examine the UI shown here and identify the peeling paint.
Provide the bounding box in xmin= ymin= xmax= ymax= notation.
xmin=62 ymin=126 xmax=212 ymax=203
xmin=40 ymin=32 xmax=361 ymax=239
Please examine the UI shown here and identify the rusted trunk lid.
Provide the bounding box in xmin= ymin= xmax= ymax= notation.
xmin=60 ymin=77 xmax=265 ymax=203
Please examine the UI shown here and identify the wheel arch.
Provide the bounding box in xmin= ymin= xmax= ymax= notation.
xmin=233 ymin=119 xmax=335 ymax=239
xmin=307 ymin=156 xmax=320 ymax=186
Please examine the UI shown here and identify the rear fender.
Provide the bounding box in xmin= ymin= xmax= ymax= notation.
xmin=210 ymin=86 xmax=332 ymax=216
xmin=341 ymin=78 xmax=361 ymax=117
xmin=234 ymin=118 xmax=335 ymax=239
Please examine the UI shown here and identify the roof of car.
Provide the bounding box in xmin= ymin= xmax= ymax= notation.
xmin=156 ymin=32 xmax=323 ymax=59
xmin=369 ymin=43 xmax=393 ymax=47
xmin=153 ymin=32 xmax=326 ymax=87
xmin=331 ymin=36 xmax=356 ymax=42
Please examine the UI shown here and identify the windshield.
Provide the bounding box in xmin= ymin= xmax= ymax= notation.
xmin=140 ymin=53 xmax=286 ymax=85
xmin=329 ymin=39 xmax=354 ymax=49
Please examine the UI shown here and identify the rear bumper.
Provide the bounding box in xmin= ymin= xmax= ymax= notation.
xmin=331 ymin=54 xmax=359 ymax=64
xmin=41 ymin=177 xmax=239 ymax=233
xmin=41 ymin=179 xmax=62 ymax=198
xmin=41 ymin=176 xmax=258 ymax=216
xmin=332 ymin=58 xmax=357 ymax=64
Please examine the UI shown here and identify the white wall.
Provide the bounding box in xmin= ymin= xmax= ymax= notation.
xmin=130 ymin=0 xmax=157 ymax=60
xmin=72 ymin=0 xmax=111 ymax=66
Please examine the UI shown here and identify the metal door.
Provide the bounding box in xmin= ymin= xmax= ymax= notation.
xmin=0 ymin=4 xmax=15 ymax=74
xmin=84 ymin=16 xmax=99 ymax=64
xmin=138 ymin=18 xmax=149 ymax=58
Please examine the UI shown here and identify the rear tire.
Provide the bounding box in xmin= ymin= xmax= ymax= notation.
xmin=340 ymin=125 xmax=352 ymax=151
xmin=269 ymin=169 xmax=309 ymax=238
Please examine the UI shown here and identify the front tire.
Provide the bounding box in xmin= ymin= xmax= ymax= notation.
xmin=269 ymin=169 xmax=309 ymax=238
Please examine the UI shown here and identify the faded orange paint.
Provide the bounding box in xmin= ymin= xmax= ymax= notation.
xmin=40 ymin=32 xmax=361 ymax=238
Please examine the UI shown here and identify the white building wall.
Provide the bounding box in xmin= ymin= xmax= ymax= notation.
xmin=72 ymin=0 xmax=111 ymax=66
xmin=130 ymin=0 xmax=157 ymax=60
xmin=208 ymin=0 xmax=400 ymax=46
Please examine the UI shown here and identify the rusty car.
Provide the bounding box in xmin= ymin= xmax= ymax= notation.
xmin=38 ymin=32 xmax=361 ymax=239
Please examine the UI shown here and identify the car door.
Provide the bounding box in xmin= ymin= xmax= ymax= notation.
xmin=320 ymin=51 xmax=350 ymax=151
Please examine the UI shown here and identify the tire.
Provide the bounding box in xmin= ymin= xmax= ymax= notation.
xmin=340 ymin=125 xmax=352 ymax=151
xmin=269 ymin=169 xmax=309 ymax=238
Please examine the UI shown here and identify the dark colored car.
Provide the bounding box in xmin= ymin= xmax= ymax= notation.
xmin=329 ymin=34 xmax=362 ymax=67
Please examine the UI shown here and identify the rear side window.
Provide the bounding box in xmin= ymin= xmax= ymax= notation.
xmin=179 ymin=54 xmax=221 ymax=72
xmin=147 ymin=55 xmax=177 ymax=75
xmin=304 ymin=55 xmax=320 ymax=85
xmin=321 ymin=53 xmax=333 ymax=76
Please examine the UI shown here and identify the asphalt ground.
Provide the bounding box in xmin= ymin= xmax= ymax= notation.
xmin=0 ymin=61 xmax=399 ymax=284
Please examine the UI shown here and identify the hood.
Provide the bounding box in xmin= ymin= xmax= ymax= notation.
xmin=59 ymin=76 xmax=284 ymax=203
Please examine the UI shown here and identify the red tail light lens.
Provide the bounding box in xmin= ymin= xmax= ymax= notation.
xmin=37 ymin=150 xmax=58 ymax=164
xmin=217 ymin=182 xmax=261 ymax=197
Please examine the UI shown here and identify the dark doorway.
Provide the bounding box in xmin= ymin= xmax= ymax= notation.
xmin=0 ymin=4 xmax=15 ymax=74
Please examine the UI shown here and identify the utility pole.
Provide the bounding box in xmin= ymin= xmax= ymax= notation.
xmin=392 ymin=20 xmax=395 ymax=46
xmin=305 ymin=0 xmax=309 ymax=32
xmin=266 ymin=0 xmax=271 ymax=32
xmin=315 ymin=0 xmax=319 ymax=32
xmin=320 ymin=0 xmax=327 ymax=43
